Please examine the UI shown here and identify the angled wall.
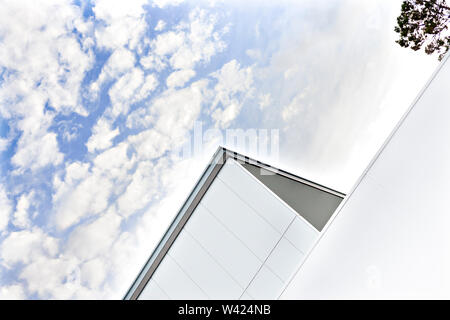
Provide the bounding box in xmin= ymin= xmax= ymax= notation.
xmin=280 ymin=55 xmax=450 ymax=299
xmin=139 ymin=159 xmax=320 ymax=299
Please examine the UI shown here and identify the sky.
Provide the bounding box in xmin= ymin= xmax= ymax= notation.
xmin=0 ymin=0 xmax=440 ymax=299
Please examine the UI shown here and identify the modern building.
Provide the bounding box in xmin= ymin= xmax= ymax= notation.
xmin=126 ymin=53 xmax=450 ymax=301
xmin=279 ymin=52 xmax=450 ymax=299
xmin=124 ymin=148 xmax=345 ymax=299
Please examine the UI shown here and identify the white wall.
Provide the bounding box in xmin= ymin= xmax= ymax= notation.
xmin=139 ymin=159 xmax=318 ymax=299
xmin=280 ymin=56 xmax=450 ymax=299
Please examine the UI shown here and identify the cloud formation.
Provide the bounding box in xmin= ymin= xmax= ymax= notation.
xmin=0 ymin=0 xmax=438 ymax=299
xmin=0 ymin=0 xmax=254 ymax=299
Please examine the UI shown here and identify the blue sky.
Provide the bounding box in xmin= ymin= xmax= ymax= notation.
xmin=0 ymin=0 xmax=439 ymax=299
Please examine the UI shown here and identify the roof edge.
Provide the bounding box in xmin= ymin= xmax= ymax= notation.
xmin=123 ymin=146 xmax=344 ymax=299
xmin=221 ymin=146 xmax=345 ymax=198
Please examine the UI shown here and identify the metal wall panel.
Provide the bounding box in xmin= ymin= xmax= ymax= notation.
xmin=139 ymin=159 xmax=319 ymax=299
xmin=245 ymin=265 xmax=284 ymax=299
xmin=200 ymin=176 xmax=281 ymax=261
xmin=218 ymin=159 xmax=296 ymax=233
xmin=139 ymin=280 xmax=169 ymax=300
xmin=184 ymin=204 xmax=261 ymax=288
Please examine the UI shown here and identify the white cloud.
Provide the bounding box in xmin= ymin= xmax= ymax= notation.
xmin=53 ymin=162 xmax=90 ymax=202
xmin=88 ymin=67 xmax=159 ymax=154
xmin=91 ymin=142 xmax=135 ymax=179
xmin=0 ymin=137 xmax=9 ymax=152
xmin=155 ymin=20 xmax=167 ymax=32
xmin=154 ymin=31 xmax=186 ymax=57
xmin=95 ymin=15 xmax=147 ymax=51
xmin=8 ymin=92 xmax=64 ymax=173
xmin=19 ymin=255 xmax=84 ymax=299
xmin=67 ymin=210 xmax=122 ymax=261
xmin=93 ymin=0 xmax=148 ymax=50
xmin=57 ymin=121 xmax=83 ymax=142
xmin=12 ymin=131 xmax=64 ymax=172
xmin=104 ymin=231 xmax=143 ymax=298
xmin=210 ymin=60 xmax=254 ymax=128
xmin=146 ymin=8 xmax=227 ymax=73
xmin=246 ymin=48 xmax=262 ymax=60
xmin=80 ymin=258 xmax=107 ymax=290
xmin=116 ymin=161 xmax=163 ymax=217
xmin=153 ymin=81 xmax=206 ymax=136
xmin=93 ymin=0 xmax=146 ymax=21
xmin=64 ymin=162 xmax=90 ymax=184
xmin=0 ymin=0 xmax=235 ymax=301
xmin=107 ymin=69 xmax=158 ymax=118
xmin=169 ymin=9 xmax=227 ymax=70
xmin=105 ymin=48 xmax=136 ymax=75
xmin=0 ymin=0 xmax=93 ymax=174
xmin=109 ymin=69 xmax=145 ymax=114
xmin=281 ymin=89 xmax=309 ymax=122
xmin=90 ymin=48 xmax=136 ymax=98
xmin=0 ymin=185 xmax=13 ymax=233
xmin=12 ymin=191 xmax=35 ymax=229
xmin=166 ymin=69 xmax=196 ymax=88
xmin=252 ymin=0 xmax=438 ymax=191
xmin=140 ymin=74 xmax=160 ymax=96
xmin=127 ymin=79 xmax=209 ymax=135
xmin=212 ymin=60 xmax=254 ymax=103
xmin=53 ymin=172 xmax=114 ymax=230
xmin=127 ymin=129 xmax=171 ymax=160
xmin=0 ymin=0 xmax=93 ymax=116
xmin=106 ymin=153 xmax=212 ymax=297
xmin=152 ymin=0 xmax=184 ymax=9
xmin=86 ymin=118 xmax=120 ymax=153
xmin=258 ymin=93 xmax=271 ymax=110
xmin=140 ymin=53 xmax=166 ymax=71
xmin=53 ymin=143 xmax=134 ymax=230
xmin=212 ymin=103 xmax=241 ymax=128
xmin=0 ymin=228 xmax=59 ymax=267
xmin=0 ymin=284 xmax=26 ymax=300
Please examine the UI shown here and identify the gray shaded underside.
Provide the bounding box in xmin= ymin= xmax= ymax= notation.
xmin=241 ymin=163 xmax=343 ymax=231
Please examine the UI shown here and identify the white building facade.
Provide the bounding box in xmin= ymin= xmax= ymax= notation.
xmin=280 ymin=53 xmax=450 ymax=299
xmin=125 ymin=148 xmax=344 ymax=300
xmin=126 ymin=54 xmax=450 ymax=301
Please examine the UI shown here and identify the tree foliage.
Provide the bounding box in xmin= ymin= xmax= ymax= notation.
xmin=395 ymin=0 xmax=450 ymax=60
